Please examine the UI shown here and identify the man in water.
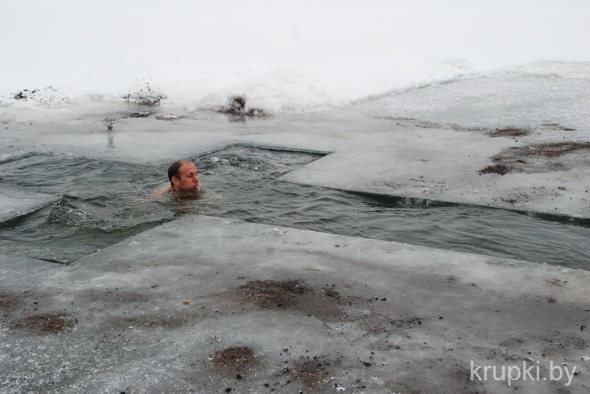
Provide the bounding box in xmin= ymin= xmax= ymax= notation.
xmin=154 ymin=159 xmax=201 ymax=199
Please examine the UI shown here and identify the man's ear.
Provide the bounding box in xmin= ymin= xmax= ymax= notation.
xmin=171 ymin=176 xmax=180 ymax=188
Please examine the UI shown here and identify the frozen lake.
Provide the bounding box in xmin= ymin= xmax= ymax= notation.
xmin=1 ymin=63 xmax=590 ymax=393
xmin=1 ymin=1 xmax=590 ymax=391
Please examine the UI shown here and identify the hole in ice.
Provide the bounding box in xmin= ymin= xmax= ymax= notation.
xmin=1 ymin=146 xmax=589 ymax=269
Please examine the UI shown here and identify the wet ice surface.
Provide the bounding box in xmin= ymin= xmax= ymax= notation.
xmin=278 ymin=66 xmax=590 ymax=220
xmin=1 ymin=216 xmax=589 ymax=393
xmin=0 ymin=188 xmax=58 ymax=222
xmin=2 ymin=64 xmax=590 ymax=393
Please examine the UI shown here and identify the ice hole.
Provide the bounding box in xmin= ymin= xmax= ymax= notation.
xmin=0 ymin=146 xmax=589 ymax=268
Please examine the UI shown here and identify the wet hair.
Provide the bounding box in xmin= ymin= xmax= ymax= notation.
xmin=168 ymin=159 xmax=192 ymax=186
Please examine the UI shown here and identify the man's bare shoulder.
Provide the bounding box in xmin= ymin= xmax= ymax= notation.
xmin=152 ymin=185 xmax=172 ymax=196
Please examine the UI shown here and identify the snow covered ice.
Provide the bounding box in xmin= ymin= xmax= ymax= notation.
xmin=1 ymin=1 xmax=590 ymax=393
xmin=1 ymin=0 xmax=588 ymax=113
xmin=2 ymin=216 xmax=590 ymax=393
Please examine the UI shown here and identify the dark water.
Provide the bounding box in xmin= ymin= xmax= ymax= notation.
xmin=1 ymin=146 xmax=589 ymax=269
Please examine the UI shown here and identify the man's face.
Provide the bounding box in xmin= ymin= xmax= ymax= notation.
xmin=173 ymin=162 xmax=199 ymax=192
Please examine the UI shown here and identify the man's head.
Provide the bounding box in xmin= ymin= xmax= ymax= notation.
xmin=168 ymin=159 xmax=199 ymax=192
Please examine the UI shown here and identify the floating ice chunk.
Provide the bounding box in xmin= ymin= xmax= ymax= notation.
xmin=0 ymin=189 xmax=58 ymax=223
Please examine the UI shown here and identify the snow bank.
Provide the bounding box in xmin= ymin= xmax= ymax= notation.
xmin=1 ymin=0 xmax=588 ymax=113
